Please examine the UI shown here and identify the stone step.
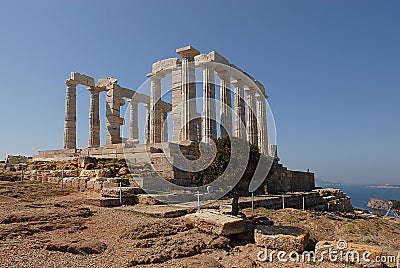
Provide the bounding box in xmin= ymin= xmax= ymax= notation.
xmin=101 ymin=187 xmax=144 ymax=198
xmin=85 ymin=197 xmax=135 ymax=207
xmin=119 ymin=205 xmax=196 ymax=218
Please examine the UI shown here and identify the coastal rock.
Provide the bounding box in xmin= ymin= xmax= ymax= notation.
xmin=367 ymin=198 xmax=400 ymax=211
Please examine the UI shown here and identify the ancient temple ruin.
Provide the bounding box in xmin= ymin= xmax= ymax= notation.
xmin=35 ymin=46 xmax=314 ymax=192
xmin=36 ymin=46 xmax=272 ymax=159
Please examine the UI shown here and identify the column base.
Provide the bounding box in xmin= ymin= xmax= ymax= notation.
xmin=178 ymin=140 xmax=198 ymax=146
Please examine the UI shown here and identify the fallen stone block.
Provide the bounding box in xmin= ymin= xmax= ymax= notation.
xmin=254 ymin=225 xmax=309 ymax=252
xmin=315 ymin=240 xmax=384 ymax=268
xmin=136 ymin=194 xmax=164 ymax=205
xmin=101 ymin=187 xmax=142 ymax=198
xmin=120 ymin=205 xmax=195 ymax=218
xmin=184 ymin=210 xmax=246 ymax=236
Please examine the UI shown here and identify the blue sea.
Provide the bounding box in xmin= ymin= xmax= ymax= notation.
xmin=317 ymin=184 xmax=400 ymax=211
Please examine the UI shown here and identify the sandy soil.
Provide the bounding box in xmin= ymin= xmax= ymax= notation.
xmin=0 ymin=181 xmax=398 ymax=268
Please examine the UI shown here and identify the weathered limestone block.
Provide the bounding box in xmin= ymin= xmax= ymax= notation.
xmin=317 ymin=188 xmax=346 ymax=198
xmin=103 ymin=178 xmax=130 ymax=188
xmin=315 ymin=241 xmax=383 ymax=268
xmin=96 ymin=77 xmax=117 ymax=88
xmin=184 ymin=210 xmax=246 ymax=236
xmin=117 ymin=167 xmax=130 ymax=176
xmin=136 ymin=194 xmax=164 ymax=205
xmin=86 ymin=178 xmax=95 ymax=189
xmin=47 ymin=177 xmax=61 ymax=184
xmin=63 ymin=177 xmax=74 ymax=188
xmin=87 ymin=178 xmax=106 ymax=190
xmin=254 ymin=225 xmax=310 ymax=252
xmin=316 ymin=188 xmax=354 ymax=212
xmin=151 ymin=58 xmax=180 ymax=74
xmin=194 ymin=51 xmax=230 ymax=66
xmin=128 ymin=178 xmax=140 ymax=187
xmin=70 ymin=72 xmax=95 ymax=87
xmin=79 ymin=169 xmax=111 ymax=178
xmin=101 ymin=187 xmax=142 ymax=198
xmin=78 ymin=178 xmax=89 ymax=190
xmin=55 ymin=170 xmax=78 ymax=177
xmin=71 ymin=177 xmax=83 ymax=189
xmin=78 ymin=157 xmax=96 ymax=168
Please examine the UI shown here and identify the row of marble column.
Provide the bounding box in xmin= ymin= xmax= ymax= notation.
xmin=63 ymin=78 xmax=169 ymax=150
xmin=64 ymin=69 xmax=268 ymax=155
xmin=64 ymin=81 xmax=106 ymax=150
xmin=147 ymin=61 xmax=269 ymax=154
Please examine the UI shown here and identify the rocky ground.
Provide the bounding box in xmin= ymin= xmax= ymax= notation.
xmin=0 ymin=180 xmax=398 ymax=268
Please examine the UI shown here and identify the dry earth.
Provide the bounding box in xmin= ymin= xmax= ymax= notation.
xmin=0 ymin=181 xmax=398 ymax=268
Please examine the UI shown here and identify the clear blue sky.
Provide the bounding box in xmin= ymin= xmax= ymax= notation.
xmin=0 ymin=0 xmax=399 ymax=185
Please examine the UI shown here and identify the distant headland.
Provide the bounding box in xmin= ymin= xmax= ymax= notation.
xmin=368 ymin=184 xmax=400 ymax=189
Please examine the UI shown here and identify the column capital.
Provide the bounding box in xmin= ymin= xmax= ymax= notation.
xmin=244 ymin=86 xmax=256 ymax=94
xmin=255 ymin=92 xmax=266 ymax=100
xmin=65 ymin=79 xmax=79 ymax=87
xmin=231 ymin=79 xmax=244 ymax=87
xmin=146 ymin=72 xmax=166 ymax=80
xmin=87 ymin=86 xmax=103 ymax=93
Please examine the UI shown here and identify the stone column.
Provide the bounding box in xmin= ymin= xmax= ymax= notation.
xmin=171 ymin=64 xmax=182 ymax=142
xmin=181 ymin=57 xmax=197 ymax=143
xmin=245 ymin=86 xmax=258 ymax=147
xmin=196 ymin=118 xmax=202 ymax=142
xmin=202 ymin=64 xmax=217 ymax=141
xmin=88 ymin=88 xmax=100 ymax=148
xmin=64 ymin=80 xmax=77 ymax=150
xmin=144 ymin=103 xmax=150 ymax=144
xmin=232 ymin=79 xmax=246 ymax=139
xmin=161 ymin=111 xmax=168 ymax=142
xmin=176 ymin=46 xmax=199 ymax=143
xmin=105 ymin=82 xmax=123 ymax=145
xmin=129 ymin=99 xmax=139 ymax=143
xmin=217 ymin=70 xmax=232 ymax=138
xmin=256 ymin=93 xmax=268 ymax=154
xmin=149 ymin=74 xmax=163 ymax=143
